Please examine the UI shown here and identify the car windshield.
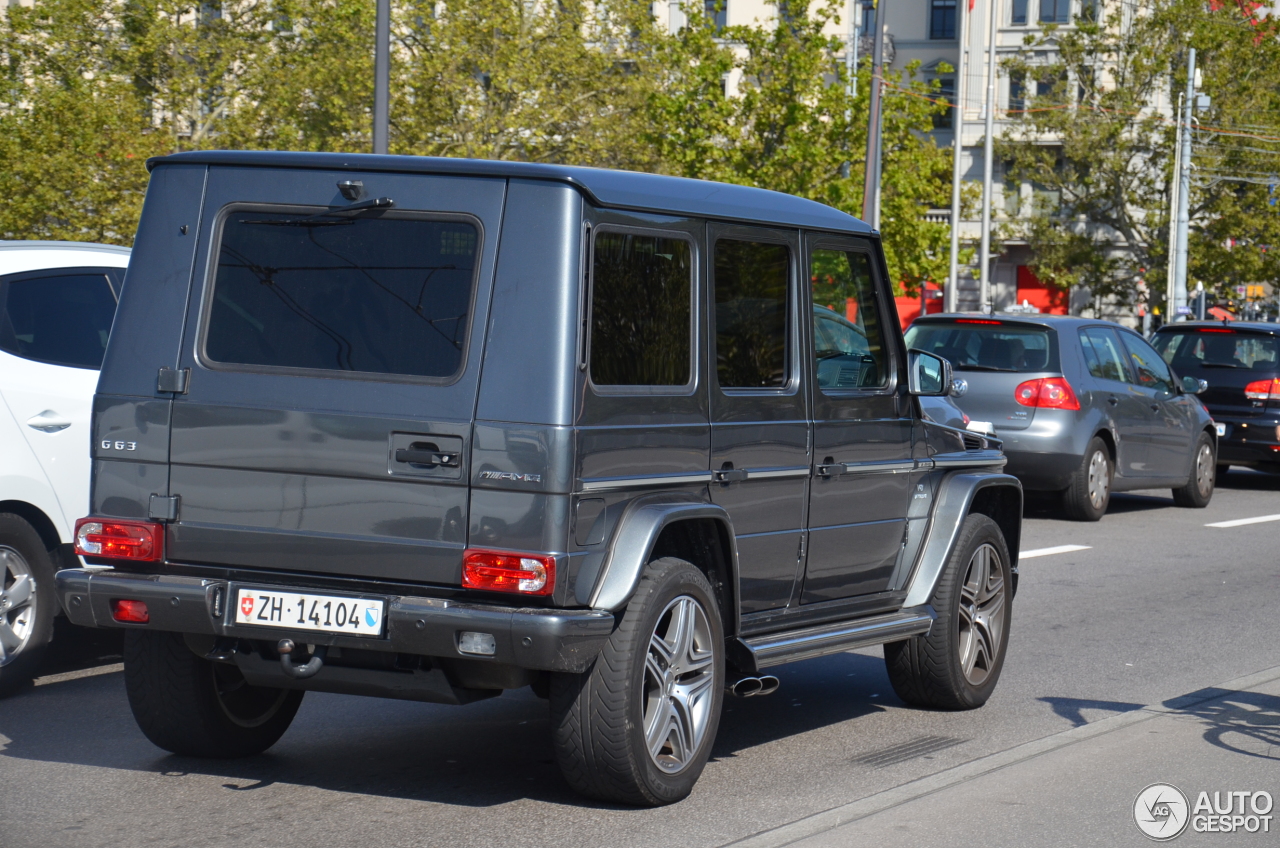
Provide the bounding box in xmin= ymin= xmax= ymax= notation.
xmin=904 ymin=320 xmax=1053 ymax=373
xmin=1152 ymin=329 xmax=1280 ymax=372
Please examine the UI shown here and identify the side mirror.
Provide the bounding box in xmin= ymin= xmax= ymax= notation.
xmin=908 ymin=350 xmax=953 ymax=396
xmin=1181 ymin=375 xmax=1209 ymax=394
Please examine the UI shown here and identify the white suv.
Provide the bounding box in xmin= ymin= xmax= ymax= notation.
xmin=0 ymin=241 xmax=129 ymax=694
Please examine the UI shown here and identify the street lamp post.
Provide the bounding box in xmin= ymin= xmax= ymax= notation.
xmin=373 ymin=0 xmax=390 ymax=155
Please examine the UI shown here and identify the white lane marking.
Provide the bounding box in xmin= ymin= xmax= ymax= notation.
xmin=1019 ymin=545 xmax=1091 ymax=559
xmin=1206 ymin=513 xmax=1280 ymax=528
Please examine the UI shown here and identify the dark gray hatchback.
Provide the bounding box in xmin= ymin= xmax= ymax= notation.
xmin=57 ymin=151 xmax=1021 ymax=805
xmin=907 ymin=314 xmax=1218 ymax=520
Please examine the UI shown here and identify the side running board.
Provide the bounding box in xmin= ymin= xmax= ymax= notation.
xmin=729 ymin=606 xmax=936 ymax=673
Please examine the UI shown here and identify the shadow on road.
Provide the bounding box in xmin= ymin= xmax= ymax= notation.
xmin=1217 ymin=467 xmax=1280 ymax=492
xmin=1022 ymin=490 xmax=1172 ymax=520
xmin=1166 ymin=687 xmax=1280 ymax=762
xmin=1036 ymin=696 xmax=1144 ymax=727
xmin=0 ymin=649 xmax=890 ymax=809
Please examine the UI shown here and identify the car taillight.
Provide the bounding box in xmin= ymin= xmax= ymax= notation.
xmin=74 ymin=518 xmax=163 ymax=562
xmin=462 ymin=549 xmax=555 ymax=596
xmin=1244 ymin=378 xmax=1280 ymax=401
xmin=110 ymin=599 xmax=150 ymax=623
xmin=1014 ymin=377 xmax=1081 ymax=410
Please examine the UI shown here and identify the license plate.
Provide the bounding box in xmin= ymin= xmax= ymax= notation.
xmin=233 ymin=587 xmax=386 ymax=636
xmin=1216 ymin=423 xmax=1227 ymax=437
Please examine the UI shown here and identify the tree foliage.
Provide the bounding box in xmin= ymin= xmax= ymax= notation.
xmin=0 ymin=0 xmax=954 ymax=291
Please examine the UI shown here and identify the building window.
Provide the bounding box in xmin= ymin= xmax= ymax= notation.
xmin=1081 ymin=0 xmax=1099 ymax=20
xmin=930 ymin=0 xmax=957 ymax=39
xmin=1039 ymin=0 xmax=1070 ymax=24
xmin=705 ymin=0 xmax=727 ymax=30
xmin=933 ymin=78 xmax=956 ymax=129
xmin=1009 ymin=70 xmax=1026 ymax=115
xmin=1011 ymin=0 xmax=1028 ymax=24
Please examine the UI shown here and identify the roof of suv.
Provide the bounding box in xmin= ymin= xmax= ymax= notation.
xmin=1154 ymin=320 xmax=1280 ymax=334
xmin=147 ymin=150 xmax=873 ymax=236
xmin=912 ymin=313 xmax=1133 ymax=331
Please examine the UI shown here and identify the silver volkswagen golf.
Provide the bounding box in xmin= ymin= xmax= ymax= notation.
xmin=906 ymin=314 xmax=1218 ymax=520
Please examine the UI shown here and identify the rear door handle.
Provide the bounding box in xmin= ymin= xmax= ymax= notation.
xmin=1107 ymin=396 xmax=1119 ymax=406
xmin=713 ymin=468 xmax=749 ymax=483
xmin=395 ymin=447 xmax=460 ymax=467
xmin=816 ymin=463 xmax=848 ymax=477
xmin=25 ymin=411 xmax=72 ymax=433
xmin=1150 ymin=404 xmax=1160 ymax=412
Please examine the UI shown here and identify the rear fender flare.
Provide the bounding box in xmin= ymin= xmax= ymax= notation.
xmin=582 ymin=493 xmax=739 ymax=621
xmin=902 ymin=472 xmax=1023 ymax=608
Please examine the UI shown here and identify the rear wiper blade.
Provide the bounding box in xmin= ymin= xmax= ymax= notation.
xmin=241 ymin=197 xmax=395 ymax=227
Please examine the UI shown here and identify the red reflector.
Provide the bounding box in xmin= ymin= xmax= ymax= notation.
xmin=1244 ymin=378 xmax=1280 ymax=401
xmin=956 ymin=319 xmax=1003 ymax=325
xmin=110 ymin=599 xmax=150 ymax=623
xmin=74 ymin=518 xmax=163 ymax=562
xmin=1014 ymin=377 xmax=1081 ymax=410
xmin=462 ymin=549 xmax=556 ymax=596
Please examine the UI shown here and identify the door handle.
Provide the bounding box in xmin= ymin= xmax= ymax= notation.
xmin=713 ymin=466 xmax=749 ymax=483
xmin=815 ymin=463 xmax=848 ymax=477
xmin=1150 ymin=404 xmax=1160 ymax=412
xmin=25 ymin=411 xmax=71 ymax=433
xmin=394 ymin=445 xmax=460 ymax=467
xmin=1107 ymin=396 xmax=1119 ymax=406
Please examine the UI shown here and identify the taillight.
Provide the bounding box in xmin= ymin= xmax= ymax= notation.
xmin=110 ymin=599 xmax=150 ymax=623
xmin=462 ymin=549 xmax=556 ymax=596
xmin=1244 ymin=378 xmax=1280 ymax=401
xmin=1014 ymin=377 xmax=1081 ymax=410
xmin=74 ymin=518 xmax=163 ymax=562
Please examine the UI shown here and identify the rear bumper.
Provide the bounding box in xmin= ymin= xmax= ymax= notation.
xmin=55 ymin=568 xmax=614 ymax=674
xmin=1215 ymin=418 xmax=1280 ymax=467
xmin=1000 ymin=449 xmax=1081 ymax=491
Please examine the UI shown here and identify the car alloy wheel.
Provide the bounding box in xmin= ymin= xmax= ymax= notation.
xmin=0 ymin=546 xmax=37 ymax=668
xmin=1087 ymin=448 xmax=1110 ymax=510
xmin=1194 ymin=442 xmax=1214 ymax=499
xmin=642 ymin=595 xmax=717 ymax=774
xmin=957 ymin=543 xmax=1006 ymax=687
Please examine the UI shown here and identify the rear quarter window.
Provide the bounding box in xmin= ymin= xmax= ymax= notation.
xmin=202 ymin=206 xmax=480 ymax=381
xmin=904 ymin=321 xmax=1056 ymax=373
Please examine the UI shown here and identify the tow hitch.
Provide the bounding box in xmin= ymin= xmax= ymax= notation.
xmin=277 ymin=639 xmax=327 ymax=679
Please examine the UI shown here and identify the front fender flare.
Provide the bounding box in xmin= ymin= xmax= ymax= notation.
xmin=583 ymin=493 xmax=739 ymax=615
xmin=902 ymin=471 xmax=1022 ymax=608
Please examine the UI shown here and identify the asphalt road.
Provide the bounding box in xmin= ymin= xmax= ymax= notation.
xmin=3 ymin=469 xmax=1279 ymax=848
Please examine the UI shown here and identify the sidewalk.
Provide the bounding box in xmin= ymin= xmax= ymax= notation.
xmin=729 ymin=666 xmax=1280 ymax=848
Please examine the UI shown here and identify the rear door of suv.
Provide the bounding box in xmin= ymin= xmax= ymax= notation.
xmin=167 ymin=167 xmax=504 ymax=587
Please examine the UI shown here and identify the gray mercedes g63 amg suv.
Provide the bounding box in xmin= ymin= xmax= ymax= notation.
xmin=57 ymin=151 xmax=1021 ymax=806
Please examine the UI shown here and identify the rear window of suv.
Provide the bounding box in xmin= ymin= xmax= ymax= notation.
xmin=203 ymin=208 xmax=479 ymax=380
xmin=1153 ymin=329 xmax=1280 ymax=372
xmin=904 ymin=320 xmax=1056 ymax=373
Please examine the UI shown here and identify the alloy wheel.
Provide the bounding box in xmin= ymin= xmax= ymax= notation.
xmin=957 ymin=543 xmax=1006 ymax=687
xmin=1195 ymin=443 xmax=1215 ymax=498
xmin=1087 ymin=449 xmax=1110 ymax=509
xmin=0 ymin=546 xmax=36 ymax=668
xmin=642 ymin=595 xmax=717 ymax=773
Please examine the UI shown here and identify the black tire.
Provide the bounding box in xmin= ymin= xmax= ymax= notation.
xmin=884 ymin=514 xmax=1012 ymax=710
xmin=1062 ymin=436 xmax=1112 ymax=521
xmin=0 ymin=514 xmax=58 ymax=698
xmin=550 ymin=556 xmax=724 ymax=806
xmin=124 ymin=630 xmax=303 ymax=757
xmin=1172 ymin=432 xmax=1216 ymax=508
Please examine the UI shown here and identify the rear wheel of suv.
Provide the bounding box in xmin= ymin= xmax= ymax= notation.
xmin=549 ymin=556 xmax=724 ymax=806
xmin=0 ymin=514 xmax=58 ymax=698
xmin=1062 ymin=436 xmax=1112 ymax=521
xmin=884 ymin=514 xmax=1012 ymax=710
xmin=124 ymin=630 xmax=303 ymax=757
xmin=1172 ymin=432 xmax=1216 ymax=508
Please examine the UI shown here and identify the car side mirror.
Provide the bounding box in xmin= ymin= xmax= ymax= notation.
xmin=907 ymin=350 xmax=952 ymax=396
xmin=1181 ymin=375 xmax=1208 ymax=394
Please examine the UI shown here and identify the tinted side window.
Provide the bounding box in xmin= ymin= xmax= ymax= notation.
xmin=205 ymin=211 xmax=478 ymax=379
xmin=1079 ymin=327 xmax=1129 ymax=383
xmin=810 ymin=249 xmax=888 ymax=389
xmin=589 ymin=231 xmax=692 ymax=387
xmin=714 ymin=240 xmax=790 ymax=388
xmin=1119 ymin=332 xmax=1174 ymax=393
xmin=0 ymin=272 xmax=117 ymax=369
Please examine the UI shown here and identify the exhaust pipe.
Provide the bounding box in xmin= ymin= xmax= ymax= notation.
xmin=727 ymin=674 xmax=780 ymax=698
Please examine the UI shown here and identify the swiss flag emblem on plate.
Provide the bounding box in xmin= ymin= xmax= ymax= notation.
xmin=241 ymin=596 xmax=255 ymax=617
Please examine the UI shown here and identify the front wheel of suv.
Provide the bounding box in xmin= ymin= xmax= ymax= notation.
xmin=1172 ymin=433 xmax=1216 ymax=508
xmin=124 ymin=630 xmax=303 ymax=758
xmin=884 ymin=514 xmax=1012 ymax=710
xmin=549 ymin=556 xmax=724 ymax=806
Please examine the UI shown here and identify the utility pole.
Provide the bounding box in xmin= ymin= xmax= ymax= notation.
xmin=1172 ymin=47 xmax=1196 ymax=320
xmin=1165 ymin=93 xmax=1183 ymax=322
xmin=978 ymin=0 xmax=999 ymax=313
xmin=945 ymin=0 xmax=971 ymax=313
xmin=373 ymin=0 xmax=390 ymax=155
xmin=861 ymin=7 xmax=887 ymax=229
